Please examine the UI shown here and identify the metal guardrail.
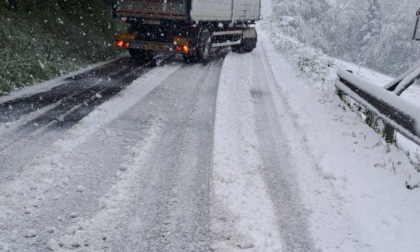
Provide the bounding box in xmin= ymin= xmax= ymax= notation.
xmin=335 ymin=68 xmax=420 ymax=146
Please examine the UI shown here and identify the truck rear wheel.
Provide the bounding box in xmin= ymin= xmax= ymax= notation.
xmin=129 ymin=49 xmax=156 ymax=63
xmin=232 ymin=27 xmax=257 ymax=53
xmin=183 ymin=30 xmax=211 ymax=63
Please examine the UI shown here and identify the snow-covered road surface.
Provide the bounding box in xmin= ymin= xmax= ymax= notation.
xmin=0 ymin=58 xmax=152 ymax=184
xmin=210 ymin=43 xmax=316 ymax=251
xmin=0 ymin=55 xmax=225 ymax=251
xmin=1 ymin=21 xmax=420 ymax=252
xmin=0 ymin=38 xmax=315 ymax=251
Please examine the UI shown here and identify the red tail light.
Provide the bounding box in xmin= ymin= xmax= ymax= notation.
xmin=115 ymin=40 xmax=130 ymax=48
xmin=176 ymin=45 xmax=191 ymax=53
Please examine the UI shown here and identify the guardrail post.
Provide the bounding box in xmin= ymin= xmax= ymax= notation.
xmin=337 ymin=90 xmax=350 ymax=107
xmin=383 ymin=124 xmax=395 ymax=144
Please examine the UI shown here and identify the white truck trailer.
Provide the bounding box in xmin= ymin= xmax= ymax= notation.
xmin=112 ymin=0 xmax=261 ymax=62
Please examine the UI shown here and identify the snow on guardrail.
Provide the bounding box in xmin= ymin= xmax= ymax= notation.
xmin=384 ymin=61 xmax=420 ymax=93
xmin=336 ymin=69 xmax=420 ymax=146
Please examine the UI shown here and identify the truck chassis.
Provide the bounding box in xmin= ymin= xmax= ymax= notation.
xmin=112 ymin=1 xmax=258 ymax=62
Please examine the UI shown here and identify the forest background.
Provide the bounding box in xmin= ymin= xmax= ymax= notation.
xmin=271 ymin=0 xmax=420 ymax=77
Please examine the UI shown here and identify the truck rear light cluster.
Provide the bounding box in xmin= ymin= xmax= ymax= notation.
xmin=115 ymin=40 xmax=130 ymax=48
xmin=175 ymin=45 xmax=191 ymax=53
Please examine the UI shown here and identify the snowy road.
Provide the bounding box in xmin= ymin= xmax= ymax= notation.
xmin=0 ymin=54 xmax=225 ymax=251
xmin=0 ymin=32 xmax=317 ymax=251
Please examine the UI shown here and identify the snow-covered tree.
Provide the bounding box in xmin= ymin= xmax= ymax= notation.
xmin=271 ymin=0 xmax=420 ymax=76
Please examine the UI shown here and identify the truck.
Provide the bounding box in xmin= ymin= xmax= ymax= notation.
xmin=112 ymin=0 xmax=261 ymax=62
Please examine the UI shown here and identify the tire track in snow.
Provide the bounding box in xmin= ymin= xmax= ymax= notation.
xmin=105 ymin=59 xmax=223 ymax=252
xmin=250 ymin=45 xmax=316 ymax=251
xmin=166 ymin=59 xmax=221 ymax=252
xmin=257 ymin=35 xmax=369 ymax=251
xmin=0 ymin=58 xmax=142 ymax=124
xmin=210 ymin=52 xmax=284 ymax=252
xmin=54 ymin=116 xmax=165 ymax=251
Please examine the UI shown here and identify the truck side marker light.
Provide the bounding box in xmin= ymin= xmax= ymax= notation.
xmin=183 ymin=45 xmax=190 ymax=53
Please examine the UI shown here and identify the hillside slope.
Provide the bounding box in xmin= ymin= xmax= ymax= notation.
xmin=0 ymin=1 xmax=120 ymax=94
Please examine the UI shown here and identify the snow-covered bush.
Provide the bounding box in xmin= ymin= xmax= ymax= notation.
xmin=263 ymin=19 xmax=335 ymax=92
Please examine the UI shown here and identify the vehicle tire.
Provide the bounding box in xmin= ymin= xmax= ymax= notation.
xmin=183 ymin=30 xmax=211 ymax=63
xmin=198 ymin=30 xmax=211 ymax=62
xmin=232 ymin=27 xmax=257 ymax=53
xmin=129 ymin=49 xmax=156 ymax=63
xmin=232 ymin=38 xmax=256 ymax=53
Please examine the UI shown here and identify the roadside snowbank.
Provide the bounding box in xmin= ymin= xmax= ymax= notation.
xmin=261 ymin=17 xmax=420 ymax=251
